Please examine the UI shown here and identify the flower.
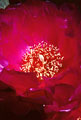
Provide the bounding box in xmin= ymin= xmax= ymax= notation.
xmin=0 ymin=0 xmax=81 ymax=120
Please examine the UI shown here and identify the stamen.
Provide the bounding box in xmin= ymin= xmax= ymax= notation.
xmin=20 ymin=41 xmax=64 ymax=80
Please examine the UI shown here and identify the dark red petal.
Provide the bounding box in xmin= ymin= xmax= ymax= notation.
xmin=44 ymin=84 xmax=78 ymax=113
xmin=0 ymin=69 xmax=39 ymax=95
xmin=69 ymin=84 xmax=81 ymax=102
xmin=53 ymin=84 xmax=75 ymax=106
xmin=44 ymin=101 xmax=78 ymax=113
xmin=67 ymin=104 xmax=81 ymax=119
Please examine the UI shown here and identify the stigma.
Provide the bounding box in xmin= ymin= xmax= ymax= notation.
xmin=20 ymin=41 xmax=64 ymax=80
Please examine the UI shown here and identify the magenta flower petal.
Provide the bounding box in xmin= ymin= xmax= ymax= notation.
xmin=0 ymin=55 xmax=8 ymax=72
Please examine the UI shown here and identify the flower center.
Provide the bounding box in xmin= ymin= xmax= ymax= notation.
xmin=20 ymin=41 xmax=64 ymax=80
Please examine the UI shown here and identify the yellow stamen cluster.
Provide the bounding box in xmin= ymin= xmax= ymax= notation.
xmin=20 ymin=41 xmax=64 ymax=80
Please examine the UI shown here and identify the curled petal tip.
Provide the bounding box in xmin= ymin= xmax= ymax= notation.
xmin=59 ymin=109 xmax=71 ymax=112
